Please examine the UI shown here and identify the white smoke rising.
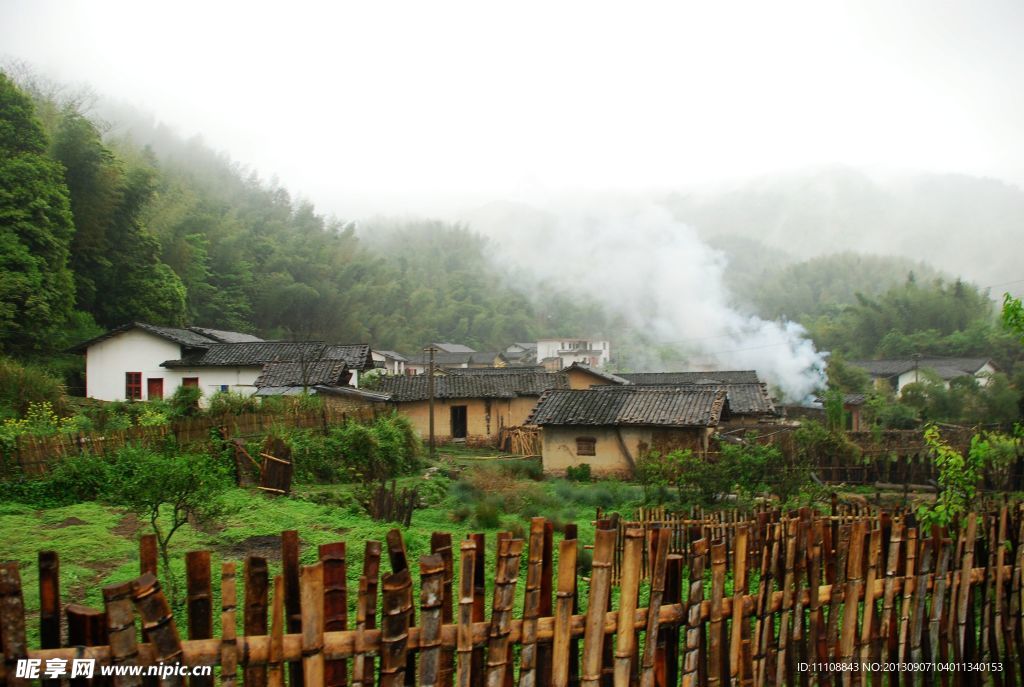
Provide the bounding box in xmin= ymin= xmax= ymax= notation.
xmin=467 ymin=198 xmax=826 ymax=402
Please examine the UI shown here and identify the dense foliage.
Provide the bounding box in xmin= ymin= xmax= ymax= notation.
xmin=0 ymin=71 xmax=609 ymax=374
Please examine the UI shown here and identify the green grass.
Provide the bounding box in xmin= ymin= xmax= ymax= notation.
xmin=2 ymin=456 xmax=639 ymax=649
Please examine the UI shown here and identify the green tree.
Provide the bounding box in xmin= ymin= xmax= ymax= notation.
xmin=0 ymin=72 xmax=76 ymax=353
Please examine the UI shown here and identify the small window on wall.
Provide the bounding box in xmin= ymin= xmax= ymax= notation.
xmin=125 ymin=372 xmax=142 ymax=400
xmin=576 ymin=437 xmax=596 ymax=456
xmin=182 ymin=377 xmax=199 ymax=388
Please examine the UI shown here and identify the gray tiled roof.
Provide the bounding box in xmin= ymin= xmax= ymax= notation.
xmin=619 ymin=370 xmax=761 ymax=385
xmin=255 ymin=361 xmax=348 ymax=388
xmin=563 ymin=362 xmax=631 ymax=385
xmin=68 ymin=322 xmax=219 ymax=352
xmin=445 ymin=366 xmax=547 ymax=375
xmin=187 ymin=327 xmax=263 ymax=343
xmin=406 ymin=351 xmax=509 ymax=366
xmin=375 ymin=372 xmax=568 ymax=402
xmin=528 ymin=387 xmax=727 ymax=427
xmin=164 ymin=342 xmax=374 ymax=370
xmin=850 ymin=357 xmax=993 ymax=380
xmin=596 ymin=383 xmax=775 ymax=416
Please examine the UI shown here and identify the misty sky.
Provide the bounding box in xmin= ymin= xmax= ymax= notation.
xmin=3 ymin=0 xmax=1024 ymax=219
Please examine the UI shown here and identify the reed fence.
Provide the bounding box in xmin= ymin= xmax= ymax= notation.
xmin=8 ymin=407 xmax=380 ymax=475
xmin=3 ymin=502 xmax=1023 ymax=686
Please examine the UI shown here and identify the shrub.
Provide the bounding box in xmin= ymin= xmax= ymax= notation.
xmin=473 ymin=497 xmax=502 ymax=528
xmin=168 ymin=385 xmax=203 ymax=418
xmin=207 ymin=391 xmax=260 ymax=415
xmin=0 ymin=357 xmax=67 ymax=420
xmin=565 ymin=463 xmax=592 ymax=482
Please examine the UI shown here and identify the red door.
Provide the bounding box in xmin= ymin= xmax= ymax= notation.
xmin=147 ymin=378 xmax=164 ymax=400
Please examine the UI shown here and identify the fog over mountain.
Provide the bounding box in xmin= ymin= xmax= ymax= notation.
xmin=3 ymin=1 xmax=1022 ymax=398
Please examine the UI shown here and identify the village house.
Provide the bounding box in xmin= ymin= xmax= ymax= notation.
xmin=504 ymin=342 xmax=538 ymax=365
xmin=70 ymin=322 xmax=374 ymax=403
xmin=404 ymin=349 xmax=511 ymax=374
xmin=536 ymin=338 xmax=611 ymax=369
xmin=561 ymin=362 xmax=632 ymax=388
xmin=371 ymin=350 xmax=409 ymax=376
xmin=373 ymin=370 xmax=567 ymax=445
xmin=849 ymin=357 xmax=998 ymax=395
xmin=529 ymin=386 xmax=729 ymax=477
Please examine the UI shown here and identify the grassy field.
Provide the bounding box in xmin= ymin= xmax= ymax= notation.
xmin=2 ymin=446 xmax=644 ymax=648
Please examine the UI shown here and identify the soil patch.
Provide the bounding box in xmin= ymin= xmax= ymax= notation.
xmin=112 ymin=512 xmax=141 ymax=538
xmin=217 ymin=535 xmax=286 ymax=562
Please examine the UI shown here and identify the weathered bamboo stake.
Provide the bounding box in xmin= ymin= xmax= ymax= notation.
xmin=638 ymin=528 xmax=670 ymax=687
xmin=808 ymin=520 xmax=824 ymax=687
xmin=38 ymin=551 xmax=60 ymax=663
xmin=710 ymin=540 xmax=728 ymax=687
xmin=552 ymin=539 xmax=578 ymax=687
xmin=909 ymin=539 xmax=933 ymax=667
xmin=471 ymin=533 xmax=487 ymax=687
xmin=752 ymin=523 xmax=780 ymax=687
xmin=221 ymin=562 xmax=239 ymax=687
xmin=993 ymin=508 xmax=1009 ymax=682
xmin=350 ymin=577 xmax=370 ymax=687
xmin=140 ymin=535 xmax=158 ymax=576
xmin=66 ymin=604 xmax=108 ymax=687
xmin=380 ymin=569 xmax=413 ymax=687
xmin=613 ymin=528 xmax=642 ymax=687
xmin=680 ymin=538 xmax=709 ymax=687
xmin=792 ymin=516 xmax=811 ymax=687
xmin=457 ymin=542 xmax=477 ymax=687
xmin=565 ymin=524 xmax=581 ymax=687
xmin=979 ymin=517 xmax=996 ymax=681
xmin=281 ymin=530 xmax=303 ymax=687
xmin=945 ymin=525 xmax=965 ymax=680
xmin=895 ymin=528 xmax=917 ymax=667
xmin=839 ymin=521 xmax=866 ymax=687
xmin=267 ymin=577 xmax=284 ymax=687
xmin=132 ymin=572 xmax=184 ymax=687
xmin=826 ymin=523 xmax=851 ymax=687
xmin=877 ymin=522 xmax=902 ymax=687
xmin=518 ymin=518 xmax=546 ymax=687
xmin=776 ymin=520 xmax=800 ymax=687
xmin=358 ymin=540 xmax=381 ymax=682
xmin=387 ymin=528 xmax=417 ymax=687
xmin=858 ymin=529 xmax=883 ymax=687
xmin=419 ymin=554 xmax=446 ymax=687
xmin=319 ymin=543 xmax=348 ymax=687
xmin=663 ymin=555 xmax=684 ymax=687
xmin=104 ymin=581 xmax=143 ymax=687
xmin=928 ymin=538 xmax=951 ymax=687
xmin=299 ymin=563 xmax=325 ymax=687
xmin=243 ymin=556 xmax=269 ymax=687
xmin=580 ymin=528 xmax=614 ymax=687
xmin=954 ymin=514 xmax=978 ymax=662
xmin=432 ymin=532 xmax=456 ymax=687
xmin=485 ymin=537 xmax=524 ymax=687
xmin=537 ymin=521 xmax=555 ymax=687
xmin=730 ymin=525 xmax=751 ymax=687
xmin=1010 ymin=519 xmax=1024 ymax=687
xmin=186 ymin=551 xmax=214 ymax=687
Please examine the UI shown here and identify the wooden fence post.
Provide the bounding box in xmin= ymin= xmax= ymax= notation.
xmin=431 ymin=533 xmax=455 ymax=687
xmin=581 ymin=528 xmax=615 ymax=687
xmin=418 ymin=554 xmax=445 ymax=687
xmin=613 ymin=528 xmax=643 ymax=687
xmin=457 ymin=541 xmax=477 ymax=687
xmin=319 ymin=543 xmax=348 ymax=687
xmin=243 ymin=556 xmax=269 ymax=687
xmin=37 ymin=550 xmax=60 ymax=687
xmin=281 ymin=530 xmax=303 ymax=687
xmin=185 ymin=551 xmax=213 ymax=687
xmin=221 ymin=562 xmax=239 ymax=687
xmin=103 ymin=581 xmax=142 ymax=687
xmin=380 ymin=569 xmax=413 ymax=687
xmin=552 ymin=539 xmax=578 ymax=687
xmin=299 ymin=563 xmax=325 ymax=687
xmin=132 ymin=572 xmax=184 ymax=687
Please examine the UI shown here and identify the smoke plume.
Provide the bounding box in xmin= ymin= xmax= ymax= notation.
xmin=466 ymin=198 xmax=826 ymax=401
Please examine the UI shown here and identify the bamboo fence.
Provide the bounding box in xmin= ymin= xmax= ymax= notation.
xmin=8 ymin=407 xmax=380 ymax=474
xmin=3 ymin=503 xmax=1024 ymax=686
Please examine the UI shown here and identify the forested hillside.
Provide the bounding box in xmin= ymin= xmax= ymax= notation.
xmin=0 ymin=71 xmax=612 ymax=366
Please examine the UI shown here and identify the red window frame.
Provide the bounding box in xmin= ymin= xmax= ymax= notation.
xmin=125 ymin=372 xmax=142 ymax=400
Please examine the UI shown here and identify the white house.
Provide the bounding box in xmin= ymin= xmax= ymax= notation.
xmin=850 ymin=357 xmax=999 ymax=395
xmin=536 ymin=338 xmax=611 ymax=369
xmin=70 ymin=322 xmax=374 ymax=403
xmin=372 ymin=350 xmax=409 ymax=375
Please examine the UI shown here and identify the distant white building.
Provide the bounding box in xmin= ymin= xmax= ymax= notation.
xmin=850 ymin=357 xmax=998 ymax=395
xmin=70 ymin=322 xmax=374 ymax=403
xmin=372 ymin=350 xmax=409 ymax=375
xmin=536 ymin=338 xmax=611 ymax=369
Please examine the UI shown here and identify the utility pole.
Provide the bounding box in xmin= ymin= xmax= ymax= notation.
xmin=425 ymin=345 xmax=438 ymax=459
